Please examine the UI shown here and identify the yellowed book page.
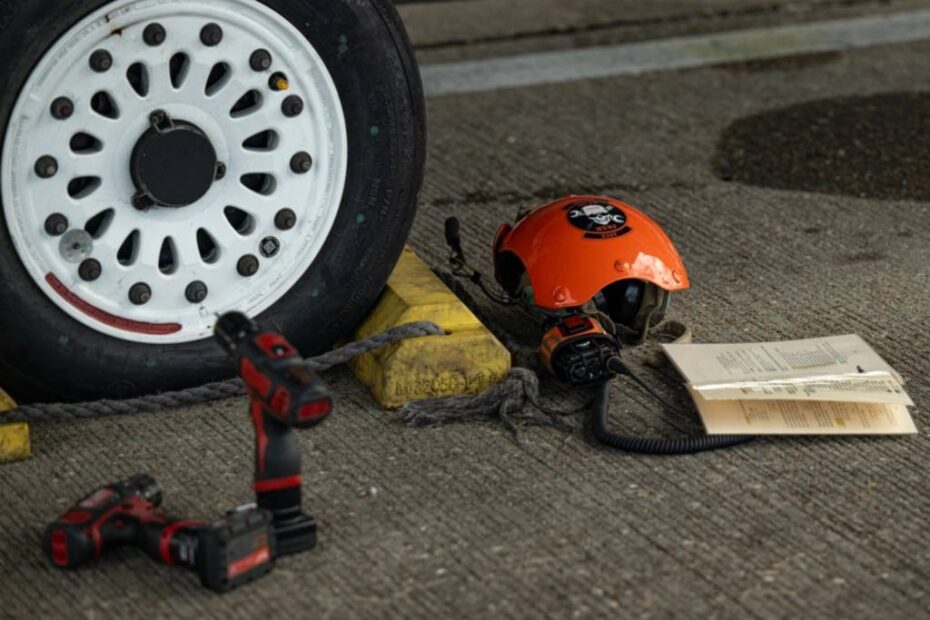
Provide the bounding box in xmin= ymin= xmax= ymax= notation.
xmin=663 ymin=335 xmax=902 ymax=384
xmin=689 ymin=388 xmax=918 ymax=436
xmin=693 ymin=373 xmax=913 ymax=406
xmin=663 ymin=335 xmax=912 ymax=405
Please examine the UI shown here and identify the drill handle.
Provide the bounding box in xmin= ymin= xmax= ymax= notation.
xmin=249 ymin=402 xmax=318 ymax=556
xmin=251 ymin=401 xmax=304 ymax=523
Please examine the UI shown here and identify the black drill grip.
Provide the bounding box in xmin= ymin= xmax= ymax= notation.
xmin=249 ymin=400 xmax=317 ymax=555
xmin=251 ymin=401 xmax=302 ymax=513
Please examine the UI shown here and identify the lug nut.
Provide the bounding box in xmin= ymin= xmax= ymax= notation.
xmin=237 ymin=255 xmax=260 ymax=277
xmin=143 ymin=23 xmax=166 ymax=46
xmin=282 ymin=95 xmax=304 ymax=117
xmin=129 ymin=283 xmax=152 ymax=306
xmin=44 ymin=213 xmax=69 ymax=236
xmin=290 ymin=152 xmax=313 ymax=174
xmin=260 ymin=237 xmax=281 ymax=258
xmin=214 ymin=162 xmax=227 ymax=180
xmin=250 ymin=49 xmax=273 ymax=71
xmin=269 ymin=72 xmax=290 ymax=91
xmin=275 ymin=209 xmax=297 ymax=231
xmin=89 ymin=50 xmax=113 ymax=73
xmin=200 ymin=23 xmax=223 ymax=46
xmin=78 ymin=259 xmax=102 ymax=282
xmin=50 ymin=97 xmax=74 ymax=120
xmin=185 ymin=281 xmax=209 ymax=304
xmin=35 ymin=156 xmax=58 ymax=179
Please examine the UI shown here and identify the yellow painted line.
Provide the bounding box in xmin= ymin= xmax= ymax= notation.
xmin=351 ymin=248 xmax=511 ymax=408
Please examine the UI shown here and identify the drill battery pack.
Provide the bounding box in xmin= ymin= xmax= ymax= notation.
xmin=199 ymin=507 xmax=278 ymax=593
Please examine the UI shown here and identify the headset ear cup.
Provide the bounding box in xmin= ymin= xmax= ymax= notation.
xmin=495 ymin=251 xmax=528 ymax=298
xmin=600 ymin=279 xmax=661 ymax=329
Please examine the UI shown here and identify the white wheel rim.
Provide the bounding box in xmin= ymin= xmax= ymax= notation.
xmin=2 ymin=0 xmax=348 ymax=344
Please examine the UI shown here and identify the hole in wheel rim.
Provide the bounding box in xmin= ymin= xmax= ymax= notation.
xmin=127 ymin=63 xmax=149 ymax=97
xmin=205 ymin=62 xmax=232 ymax=97
xmin=224 ymin=206 xmax=255 ymax=235
xmin=230 ymin=90 xmax=263 ymax=117
xmin=196 ymin=228 xmax=220 ymax=263
xmin=68 ymin=177 xmax=102 ymax=199
xmin=240 ymin=173 xmax=276 ymax=196
xmin=70 ymin=132 xmax=103 ymax=154
xmin=169 ymin=53 xmax=191 ymax=89
xmin=118 ymin=230 xmax=140 ymax=266
xmin=242 ymin=129 xmax=279 ymax=151
xmin=159 ymin=237 xmax=179 ymax=274
xmin=91 ymin=91 xmax=119 ymax=119
xmin=84 ymin=209 xmax=114 ymax=239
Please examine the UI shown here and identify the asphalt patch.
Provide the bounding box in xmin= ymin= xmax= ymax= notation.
xmin=714 ymin=92 xmax=930 ymax=201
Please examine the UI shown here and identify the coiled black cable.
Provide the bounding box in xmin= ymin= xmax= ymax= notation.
xmin=590 ymin=380 xmax=755 ymax=455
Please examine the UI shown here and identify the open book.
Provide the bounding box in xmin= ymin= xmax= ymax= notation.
xmin=661 ymin=335 xmax=917 ymax=435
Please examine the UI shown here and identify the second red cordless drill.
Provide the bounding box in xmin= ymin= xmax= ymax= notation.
xmin=214 ymin=311 xmax=333 ymax=556
xmin=43 ymin=474 xmax=276 ymax=592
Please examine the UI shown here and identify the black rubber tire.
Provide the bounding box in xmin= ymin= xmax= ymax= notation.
xmin=0 ymin=0 xmax=426 ymax=402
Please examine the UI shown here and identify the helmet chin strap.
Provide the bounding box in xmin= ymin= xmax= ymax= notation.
xmin=627 ymin=304 xmax=659 ymax=346
xmin=445 ymin=217 xmax=517 ymax=307
xmin=585 ymin=299 xmax=656 ymax=346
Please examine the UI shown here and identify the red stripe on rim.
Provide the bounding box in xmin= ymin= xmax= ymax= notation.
xmin=45 ymin=273 xmax=182 ymax=336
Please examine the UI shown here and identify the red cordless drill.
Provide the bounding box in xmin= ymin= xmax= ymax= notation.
xmin=43 ymin=474 xmax=276 ymax=592
xmin=214 ymin=312 xmax=333 ymax=556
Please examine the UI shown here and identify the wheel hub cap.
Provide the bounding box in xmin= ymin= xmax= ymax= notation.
xmin=131 ymin=113 xmax=218 ymax=208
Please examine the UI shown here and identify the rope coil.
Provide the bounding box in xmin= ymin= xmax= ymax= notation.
xmin=5 ymin=322 xmax=444 ymax=424
xmin=400 ymin=367 xmax=579 ymax=444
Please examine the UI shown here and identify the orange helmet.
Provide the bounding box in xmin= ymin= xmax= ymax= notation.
xmin=493 ymin=196 xmax=690 ymax=329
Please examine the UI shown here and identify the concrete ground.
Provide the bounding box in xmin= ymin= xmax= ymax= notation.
xmin=3 ymin=1 xmax=930 ymax=618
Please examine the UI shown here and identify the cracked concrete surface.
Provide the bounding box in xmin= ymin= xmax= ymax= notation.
xmin=2 ymin=2 xmax=929 ymax=618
